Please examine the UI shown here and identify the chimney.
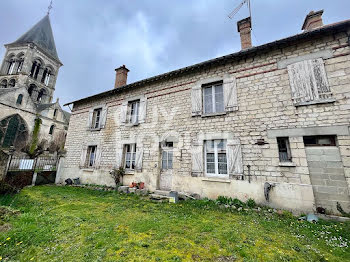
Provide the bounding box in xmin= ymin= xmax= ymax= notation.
xmin=237 ymin=17 xmax=252 ymax=50
xmin=302 ymin=10 xmax=324 ymax=31
xmin=114 ymin=65 xmax=129 ymax=89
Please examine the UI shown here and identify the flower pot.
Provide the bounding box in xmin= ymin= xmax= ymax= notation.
xmin=139 ymin=182 xmax=145 ymax=189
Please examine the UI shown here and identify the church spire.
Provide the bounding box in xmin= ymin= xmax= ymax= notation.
xmin=8 ymin=14 xmax=61 ymax=64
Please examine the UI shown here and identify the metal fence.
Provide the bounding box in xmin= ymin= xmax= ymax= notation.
xmin=8 ymin=156 xmax=58 ymax=172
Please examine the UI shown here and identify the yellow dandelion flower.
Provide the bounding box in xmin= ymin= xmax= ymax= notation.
xmin=6 ymin=237 xmax=10 ymax=241
xmin=0 ymin=256 xmax=2 ymax=260
xmin=16 ymin=241 xmax=23 ymax=246
xmin=30 ymin=258 xmax=34 ymax=261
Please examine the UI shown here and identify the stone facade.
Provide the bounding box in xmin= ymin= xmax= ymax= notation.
xmin=58 ymin=15 xmax=350 ymax=214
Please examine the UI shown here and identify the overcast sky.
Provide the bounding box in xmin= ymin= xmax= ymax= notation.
xmin=0 ymin=0 xmax=349 ymax=107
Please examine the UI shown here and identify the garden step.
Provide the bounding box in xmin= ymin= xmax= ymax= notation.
xmin=154 ymin=190 xmax=171 ymax=196
xmin=150 ymin=194 xmax=171 ymax=200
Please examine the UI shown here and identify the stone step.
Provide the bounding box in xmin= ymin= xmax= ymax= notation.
xmin=150 ymin=194 xmax=171 ymax=200
xmin=154 ymin=190 xmax=171 ymax=196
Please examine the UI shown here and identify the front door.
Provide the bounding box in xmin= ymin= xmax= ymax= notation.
xmin=159 ymin=142 xmax=173 ymax=190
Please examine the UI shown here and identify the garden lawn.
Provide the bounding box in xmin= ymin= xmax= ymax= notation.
xmin=0 ymin=186 xmax=349 ymax=262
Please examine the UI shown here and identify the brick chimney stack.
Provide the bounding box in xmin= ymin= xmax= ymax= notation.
xmin=302 ymin=10 xmax=324 ymax=31
xmin=237 ymin=17 xmax=252 ymax=50
xmin=114 ymin=65 xmax=129 ymax=89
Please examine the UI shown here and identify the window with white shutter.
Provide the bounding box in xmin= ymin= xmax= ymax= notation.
xmin=191 ymin=142 xmax=204 ymax=176
xmin=287 ymin=58 xmax=332 ymax=105
xmin=227 ymin=138 xmax=243 ymax=177
xmin=87 ymin=105 xmax=107 ymax=130
xmin=191 ymin=76 xmax=238 ymax=117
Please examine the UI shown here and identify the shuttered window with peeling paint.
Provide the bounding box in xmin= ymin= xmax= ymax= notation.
xmin=287 ymin=58 xmax=332 ymax=105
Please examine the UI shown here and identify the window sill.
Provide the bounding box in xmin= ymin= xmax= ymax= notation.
xmin=202 ymin=177 xmax=231 ymax=183
xmin=125 ymin=123 xmax=139 ymax=127
xmin=88 ymin=128 xmax=102 ymax=132
xmin=201 ymin=112 xmax=226 ymax=118
xmin=294 ymin=98 xmax=336 ymax=107
xmin=81 ymin=168 xmax=95 ymax=172
xmin=125 ymin=170 xmax=135 ymax=175
xmin=279 ymin=162 xmax=296 ymax=167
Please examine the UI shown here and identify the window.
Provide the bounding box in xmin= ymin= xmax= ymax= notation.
xmin=49 ymin=125 xmax=55 ymax=135
xmin=162 ymin=142 xmax=173 ymax=170
xmin=91 ymin=108 xmax=102 ymax=129
xmin=85 ymin=145 xmax=97 ymax=167
xmin=30 ymin=61 xmax=41 ymax=80
xmin=41 ymin=68 xmax=51 ymax=86
xmin=16 ymin=94 xmax=23 ymax=105
xmin=8 ymin=79 xmax=15 ymax=88
xmin=7 ymin=60 xmax=15 ymax=74
xmin=37 ymin=89 xmax=46 ymax=103
xmin=17 ymin=58 xmax=24 ymax=73
xmin=277 ymin=137 xmax=292 ymax=162
xmin=304 ymin=135 xmax=336 ymax=146
xmin=0 ymin=80 xmax=7 ymax=89
xmin=53 ymin=109 xmax=58 ymax=118
xmin=28 ymin=84 xmax=37 ymax=97
xmin=203 ymin=82 xmax=224 ymax=114
xmin=124 ymin=144 xmax=136 ymax=170
xmin=287 ymin=58 xmax=332 ymax=105
xmin=205 ymin=140 xmax=227 ymax=177
xmin=127 ymin=100 xmax=140 ymax=124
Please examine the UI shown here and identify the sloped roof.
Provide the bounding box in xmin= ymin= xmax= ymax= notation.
xmin=65 ymin=19 xmax=350 ymax=107
xmin=36 ymin=102 xmax=55 ymax=112
xmin=9 ymin=15 xmax=60 ymax=63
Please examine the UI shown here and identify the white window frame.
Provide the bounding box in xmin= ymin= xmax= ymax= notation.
xmin=86 ymin=145 xmax=97 ymax=168
xmin=91 ymin=108 xmax=102 ymax=129
xmin=205 ymin=139 xmax=228 ymax=178
xmin=161 ymin=142 xmax=173 ymax=170
xmin=124 ymin=143 xmax=137 ymax=170
xmin=127 ymin=100 xmax=140 ymax=124
xmin=202 ymin=82 xmax=224 ymax=115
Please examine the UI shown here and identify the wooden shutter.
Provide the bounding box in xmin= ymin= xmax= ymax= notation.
xmin=87 ymin=109 xmax=93 ymax=129
xmin=138 ymin=97 xmax=147 ymax=123
xmin=100 ymin=106 xmax=108 ymax=129
xmin=227 ymin=138 xmax=243 ymax=176
xmin=287 ymin=59 xmax=331 ymax=104
xmin=191 ymin=142 xmax=203 ymax=176
xmin=135 ymin=146 xmax=143 ymax=171
xmin=80 ymin=147 xmax=87 ymax=167
xmin=311 ymin=58 xmax=331 ymax=98
xmin=120 ymin=101 xmax=128 ymax=124
xmin=223 ymin=76 xmax=238 ymax=112
xmin=115 ymin=146 xmax=124 ymax=168
xmin=94 ymin=147 xmax=102 ymax=168
xmin=191 ymin=85 xmax=202 ymax=116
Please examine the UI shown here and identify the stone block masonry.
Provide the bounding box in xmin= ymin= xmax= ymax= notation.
xmin=57 ymin=20 xmax=350 ymax=214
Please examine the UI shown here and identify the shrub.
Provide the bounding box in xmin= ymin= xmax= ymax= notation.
xmin=110 ymin=167 xmax=125 ymax=187
xmin=232 ymin=198 xmax=245 ymax=208
xmin=246 ymin=198 xmax=256 ymax=208
xmin=216 ymin=196 xmax=233 ymax=205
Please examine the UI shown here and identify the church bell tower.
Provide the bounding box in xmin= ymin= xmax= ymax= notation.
xmin=0 ymin=14 xmax=62 ymax=104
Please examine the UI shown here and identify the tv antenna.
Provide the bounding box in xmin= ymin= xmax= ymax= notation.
xmin=228 ymin=0 xmax=252 ymax=20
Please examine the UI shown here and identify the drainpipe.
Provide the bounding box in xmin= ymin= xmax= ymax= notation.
xmin=247 ymin=165 xmax=251 ymax=183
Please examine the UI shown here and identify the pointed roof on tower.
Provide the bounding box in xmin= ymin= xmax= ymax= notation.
xmin=8 ymin=15 xmax=61 ymax=63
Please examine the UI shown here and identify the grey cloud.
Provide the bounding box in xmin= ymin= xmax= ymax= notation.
xmin=0 ymin=0 xmax=349 ymax=106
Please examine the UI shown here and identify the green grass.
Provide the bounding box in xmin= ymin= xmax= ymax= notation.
xmin=0 ymin=186 xmax=349 ymax=262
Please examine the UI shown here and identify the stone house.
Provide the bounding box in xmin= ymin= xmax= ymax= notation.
xmin=58 ymin=11 xmax=350 ymax=214
xmin=0 ymin=15 xmax=70 ymax=150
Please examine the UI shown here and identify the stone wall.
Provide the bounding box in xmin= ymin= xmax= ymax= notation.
xmin=58 ymin=27 xmax=350 ymax=213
